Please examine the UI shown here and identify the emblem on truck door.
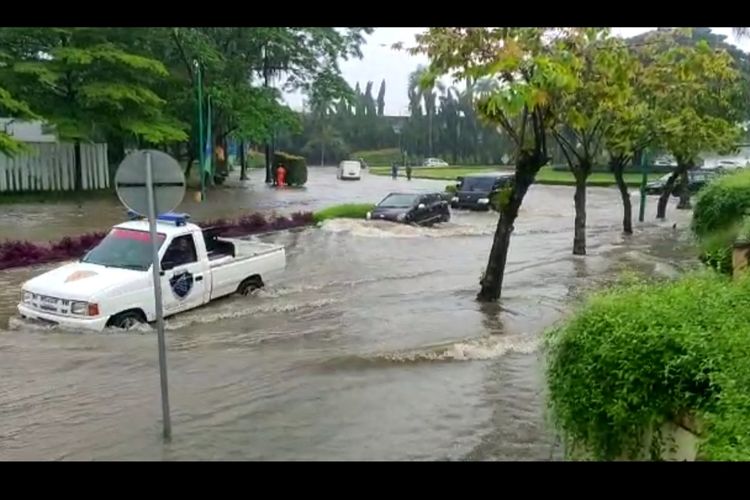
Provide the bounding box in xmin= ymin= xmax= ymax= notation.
xmin=169 ymin=271 xmax=194 ymax=300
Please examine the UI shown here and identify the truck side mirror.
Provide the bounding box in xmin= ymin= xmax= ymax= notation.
xmin=161 ymin=260 xmax=175 ymax=271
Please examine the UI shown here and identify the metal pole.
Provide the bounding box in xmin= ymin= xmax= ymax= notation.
xmin=639 ymin=150 xmax=648 ymax=223
xmin=206 ymin=95 xmax=213 ymax=187
xmin=195 ymin=61 xmax=205 ymax=202
xmin=145 ymin=151 xmax=172 ymax=441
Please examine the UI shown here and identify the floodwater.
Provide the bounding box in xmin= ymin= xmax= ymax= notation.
xmin=0 ymin=167 xmax=697 ymax=460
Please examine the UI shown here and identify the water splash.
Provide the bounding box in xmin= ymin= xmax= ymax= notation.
xmin=320 ymin=218 xmax=495 ymax=239
xmin=320 ymin=335 xmax=539 ymax=371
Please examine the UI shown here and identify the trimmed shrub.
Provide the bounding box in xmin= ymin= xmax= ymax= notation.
xmin=692 ymin=169 xmax=750 ymax=238
xmin=273 ymin=151 xmax=308 ymax=186
xmin=545 ymin=271 xmax=750 ymax=461
xmin=351 ymin=148 xmax=401 ymax=166
xmin=1 ymin=211 xmax=315 ymax=271
xmin=312 ymin=203 xmax=375 ymax=224
xmin=692 ymin=169 xmax=750 ymax=274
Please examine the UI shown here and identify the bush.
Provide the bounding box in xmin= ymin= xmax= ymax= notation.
xmin=445 ymin=184 xmax=457 ymax=194
xmin=1 ymin=211 xmax=315 ymax=270
xmin=312 ymin=203 xmax=375 ymax=224
xmin=692 ymin=169 xmax=750 ymax=238
xmin=247 ymin=150 xmax=265 ymax=168
xmin=351 ymin=148 xmax=401 ymax=166
xmin=692 ymin=169 xmax=750 ymax=274
xmin=273 ymin=151 xmax=308 ymax=186
xmin=545 ymin=271 xmax=750 ymax=461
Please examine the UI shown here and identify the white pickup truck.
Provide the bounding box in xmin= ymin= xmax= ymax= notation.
xmin=18 ymin=213 xmax=286 ymax=331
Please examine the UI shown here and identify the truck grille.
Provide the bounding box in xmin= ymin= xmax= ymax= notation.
xmin=27 ymin=293 xmax=71 ymax=316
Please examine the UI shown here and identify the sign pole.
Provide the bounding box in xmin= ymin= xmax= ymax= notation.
xmin=639 ymin=149 xmax=649 ymax=223
xmin=145 ymin=151 xmax=172 ymax=441
xmin=194 ymin=60 xmax=206 ymax=202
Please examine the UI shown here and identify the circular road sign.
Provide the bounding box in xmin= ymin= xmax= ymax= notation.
xmin=115 ymin=149 xmax=186 ymax=216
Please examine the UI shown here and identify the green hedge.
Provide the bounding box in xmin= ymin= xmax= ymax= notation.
xmin=692 ymin=169 xmax=750 ymax=238
xmin=312 ymin=203 xmax=375 ymax=224
xmin=692 ymin=169 xmax=750 ymax=273
xmin=273 ymin=151 xmax=308 ymax=186
xmin=545 ymin=271 xmax=750 ymax=461
xmin=351 ymin=148 xmax=401 ymax=166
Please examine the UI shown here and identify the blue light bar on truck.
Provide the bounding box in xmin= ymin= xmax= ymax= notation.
xmin=126 ymin=210 xmax=190 ymax=226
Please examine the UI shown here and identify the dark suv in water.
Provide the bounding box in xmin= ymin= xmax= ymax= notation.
xmin=644 ymin=169 xmax=718 ymax=196
xmin=450 ymin=172 xmax=515 ymax=211
xmin=367 ymin=192 xmax=450 ymax=226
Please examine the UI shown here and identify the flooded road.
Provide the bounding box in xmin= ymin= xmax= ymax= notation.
xmin=0 ymin=168 xmax=697 ymax=460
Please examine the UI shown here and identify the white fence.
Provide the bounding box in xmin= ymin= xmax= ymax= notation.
xmin=0 ymin=142 xmax=109 ymax=192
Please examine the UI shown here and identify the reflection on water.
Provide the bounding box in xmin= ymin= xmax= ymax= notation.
xmin=0 ymin=169 xmax=697 ymax=460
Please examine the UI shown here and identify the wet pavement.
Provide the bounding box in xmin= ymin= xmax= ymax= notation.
xmin=0 ymin=167 xmax=697 ymax=460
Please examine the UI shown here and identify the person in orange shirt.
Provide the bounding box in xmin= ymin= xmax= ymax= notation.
xmin=276 ymin=164 xmax=287 ymax=187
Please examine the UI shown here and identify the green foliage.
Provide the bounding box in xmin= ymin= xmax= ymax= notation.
xmin=691 ymin=169 xmax=750 ymax=274
xmin=692 ymin=168 xmax=750 ymax=237
xmin=351 ymin=148 xmax=401 ymax=165
xmin=546 ymin=271 xmax=750 ymax=460
xmin=0 ymin=85 xmax=38 ymax=156
xmin=698 ymin=227 xmax=736 ymax=274
xmin=312 ymin=203 xmax=375 ymax=224
xmin=445 ymin=183 xmax=457 ymax=194
xmin=273 ymin=151 xmax=307 ymax=186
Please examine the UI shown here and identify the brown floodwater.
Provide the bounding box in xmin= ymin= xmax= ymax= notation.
xmin=0 ymin=167 xmax=697 ymax=460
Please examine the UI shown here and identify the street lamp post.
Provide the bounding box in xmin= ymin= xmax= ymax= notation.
xmin=194 ymin=60 xmax=206 ymax=201
xmin=392 ymin=122 xmax=403 ymax=165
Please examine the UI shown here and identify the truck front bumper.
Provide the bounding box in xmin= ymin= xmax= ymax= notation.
xmin=17 ymin=303 xmax=109 ymax=332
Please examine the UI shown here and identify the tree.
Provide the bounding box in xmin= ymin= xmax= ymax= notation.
xmin=376 ymin=79 xmax=386 ymax=116
xmin=414 ymin=28 xmax=579 ymax=302
xmin=550 ymin=30 xmax=633 ymax=255
xmin=0 ymin=28 xmax=186 ymax=190
xmin=0 ymin=86 xmax=37 ymax=156
xmin=635 ymin=35 xmax=744 ymax=218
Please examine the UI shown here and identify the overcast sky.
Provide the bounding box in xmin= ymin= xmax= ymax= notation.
xmin=283 ymin=27 xmax=748 ymax=116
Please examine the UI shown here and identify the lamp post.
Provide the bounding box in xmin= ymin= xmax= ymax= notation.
xmin=392 ymin=122 xmax=403 ymax=165
xmin=639 ymin=148 xmax=650 ymax=223
xmin=193 ymin=59 xmax=206 ymax=201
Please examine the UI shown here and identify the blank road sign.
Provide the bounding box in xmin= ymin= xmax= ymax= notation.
xmin=115 ymin=150 xmax=186 ymax=216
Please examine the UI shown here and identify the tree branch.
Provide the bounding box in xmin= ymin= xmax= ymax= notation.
xmin=172 ymin=28 xmax=195 ymax=83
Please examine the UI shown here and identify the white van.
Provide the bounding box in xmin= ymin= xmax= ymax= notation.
xmin=337 ymin=160 xmax=362 ymax=180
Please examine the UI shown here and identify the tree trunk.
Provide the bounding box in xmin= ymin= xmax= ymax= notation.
xmin=239 ymin=139 xmax=247 ymax=181
xmin=612 ymin=161 xmax=633 ymax=234
xmin=428 ymin=111 xmax=433 ymax=157
xmin=477 ymin=153 xmax=541 ymax=302
xmin=656 ymin=167 xmax=683 ymax=219
xmin=677 ymin=168 xmax=692 ymax=210
xmin=74 ymin=139 xmax=83 ymax=191
xmin=265 ymin=142 xmax=272 ymax=184
xmin=320 ymin=142 xmax=325 ymax=167
xmin=573 ymin=172 xmax=587 ymax=256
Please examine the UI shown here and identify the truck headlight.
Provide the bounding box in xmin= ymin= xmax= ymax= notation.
xmin=366 ymin=212 xmax=372 ymax=220
xmin=478 ymin=198 xmax=490 ymax=204
xmin=22 ymin=291 xmax=33 ymax=303
xmin=396 ymin=213 xmax=406 ymax=222
xmin=72 ymin=301 xmax=99 ymax=316
xmin=451 ymin=196 xmax=459 ymax=203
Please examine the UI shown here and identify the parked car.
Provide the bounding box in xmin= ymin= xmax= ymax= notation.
xmin=644 ymin=170 xmax=718 ymax=196
xmin=17 ymin=213 xmax=286 ymax=331
xmin=450 ymin=172 xmax=515 ymax=211
xmin=367 ymin=192 xmax=450 ymax=226
xmin=423 ymin=157 xmax=449 ymax=167
xmin=337 ymin=160 xmax=362 ymax=180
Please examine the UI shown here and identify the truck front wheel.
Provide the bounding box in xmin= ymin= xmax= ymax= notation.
xmin=107 ymin=310 xmax=146 ymax=329
xmin=238 ymin=275 xmax=264 ymax=296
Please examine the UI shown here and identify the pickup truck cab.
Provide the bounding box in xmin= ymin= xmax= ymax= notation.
xmin=18 ymin=213 xmax=286 ymax=331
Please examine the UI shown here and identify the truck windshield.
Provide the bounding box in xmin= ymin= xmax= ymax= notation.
xmin=461 ymin=176 xmax=499 ymax=192
xmin=82 ymin=228 xmax=166 ymax=271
